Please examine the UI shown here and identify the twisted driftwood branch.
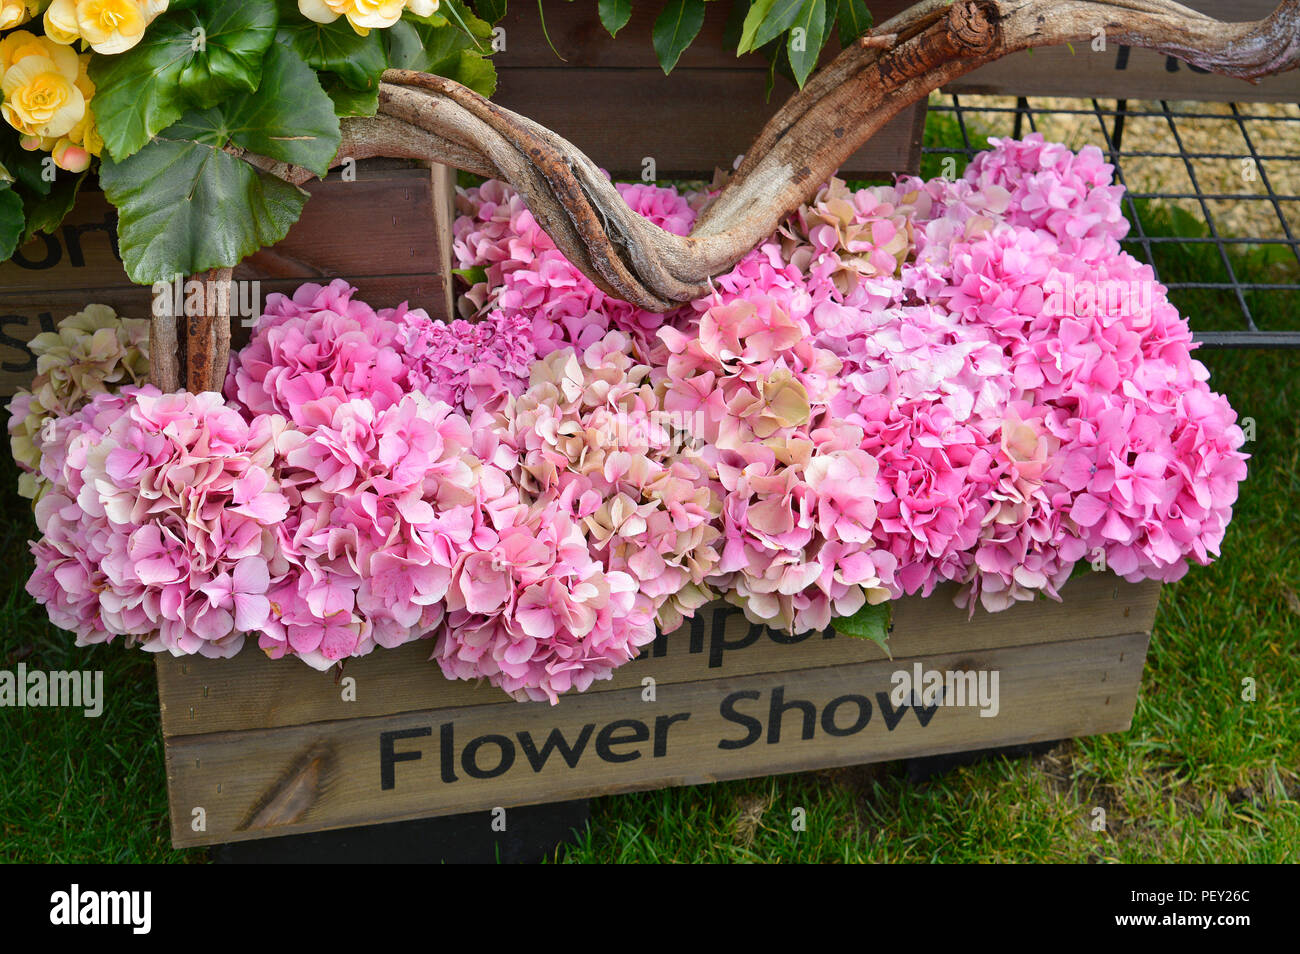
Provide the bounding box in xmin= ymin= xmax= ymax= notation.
xmin=164 ymin=0 xmax=1299 ymax=392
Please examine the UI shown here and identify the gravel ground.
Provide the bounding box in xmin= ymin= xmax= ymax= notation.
xmin=940 ymin=94 xmax=1300 ymax=243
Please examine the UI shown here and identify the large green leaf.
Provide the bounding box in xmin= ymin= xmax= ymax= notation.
xmin=385 ymin=5 xmax=497 ymax=96
xmin=177 ymin=1 xmax=278 ymax=109
xmin=787 ymin=0 xmax=826 ymax=87
xmin=386 ymin=3 xmax=494 ymax=70
xmin=278 ymin=0 xmax=389 ymax=91
xmin=598 ymin=0 xmax=632 ymax=37
xmin=745 ymin=0 xmax=804 ymax=53
xmin=0 ymin=188 xmax=24 ymax=261
xmin=737 ymin=0 xmax=777 ymax=54
xmin=833 ymin=600 xmax=892 ymax=656
xmin=99 ymin=135 xmax=308 ymax=284
xmin=322 ymin=75 xmax=380 ymax=118
xmin=87 ymin=19 xmax=195 ymax=161
xmin=21 ymin=170 xmax=87 ymax=244
xmin=440 ymin=50 xmax=498 ymax=98
xmin=181 ymin=43 xmax=340 ymax=176
xmin=472 ymin=0 xmax=507 ymax=23
xmin=91 ymin=0 xmax=280 ymax=161
xmin=836 ymin=0 xmax=871 ymax=46
xmin=653 ymin=0 xmax=706 ymax=75
xmin=0 ymin=132 xmax=52 ymax=197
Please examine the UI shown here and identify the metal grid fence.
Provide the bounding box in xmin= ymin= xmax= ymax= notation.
xmin=922 ymin=95 xmax=1300 ymax=348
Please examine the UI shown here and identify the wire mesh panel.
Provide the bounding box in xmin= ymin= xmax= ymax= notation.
xmin=922 ymin=95 xmax=1300 ymax=349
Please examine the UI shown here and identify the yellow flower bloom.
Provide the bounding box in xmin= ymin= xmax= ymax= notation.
xmin=298 ymin=0 xmax=413 ymax=36
xmin=76 ymin=0 xmax=145 ymax=55
xmin=42 ymin=0 xmax=166 ymax=55
xmin=0 ymin=29 xmax=51 ymax=72
xmin=0 ymin=37 xmax=85 ymax=140
xmin=42 ymin=0 xmax=81 ymax=46
xmin=0 ymin=0 xmax=34 ymax=31
xmin=5 ymin=45 xmax=100 ymax=169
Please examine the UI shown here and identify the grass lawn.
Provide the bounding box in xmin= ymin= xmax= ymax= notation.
xmin=1 ymin=113 xmax=1297 ymax=864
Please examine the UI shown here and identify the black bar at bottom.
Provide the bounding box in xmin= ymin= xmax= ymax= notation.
xmin=210 ymin=798 xmax=591 ymax=864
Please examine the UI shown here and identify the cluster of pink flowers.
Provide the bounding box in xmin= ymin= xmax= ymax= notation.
xmin=22 ymin=135 xmax=1248 ymax=702
xmin=453 ymin=177 xmax=699 ymax=357
xmin=658 ymin=295 xmax=898 ymax=633
xmin=28 ymin=389 xmax=292 ymax=658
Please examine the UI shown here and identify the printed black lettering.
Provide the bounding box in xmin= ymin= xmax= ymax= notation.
xmin=462 ymin=733 xmax=515 ymax=779
xmin=718 ymin=690 xmax=763 ymax=749
xmin=653 ymin=712 xmax=690 ymax=757
xmin=875 ymin=690 xmax=943 ymax=730
xmin=517 ymin=724 xmax=595 ymax=772
xmin=595 ymin=719 xmax=649 ymax=763
xmin=821 ymin=694 xmax=872 ymax=737
xmin=379 ymin=727 xmax=431 ymax=790
xmin=440 ymin=721 xmax=458 ymax=782
xmin=767 ymin=686 xmax=816 ymax=744
xmin=709 ymin=613 xmax=760 ymax=668
xmin=0 ymin=315 xmax=36 ymax=373
xmin=62 ymin=212 xmax=119 ymax=267
xmin=875 ymin=691 xmax=909 ymax=731
xmin=10 ymin=233 xmax=60 ymax=269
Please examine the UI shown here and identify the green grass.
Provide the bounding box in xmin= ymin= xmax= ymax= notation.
xmin=2 ymin=119 xmax=1298 ymax=863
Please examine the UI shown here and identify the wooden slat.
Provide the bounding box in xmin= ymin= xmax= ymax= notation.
xmin=163 ymin=629 xmax=1149 ymax=846
xmin=490 ymin=1 xmax=913 ymax=69
xmin=494 ymin=67 xmax=926 ymax=179
xmin=155 ymin=575 xmax=1159 ymax=737
xmin=0 ymin=167 xmax=444 ymax=294
xmin=0 ymin=164 xmax=458 ymax=398
xmin=0 ymin=275 xmax=450 ymax=397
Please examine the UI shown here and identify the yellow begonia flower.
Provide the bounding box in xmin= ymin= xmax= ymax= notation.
xmin=0 ymin=0 xmax=33 ymax=31
xmin=20 ymin=52 xmax=102 ymax=169
xmin=0 ymin=29 xmax=52 ymax=73
xmin=43 ymin=0 xmax=167 ymax=55
xmin=298 ymin=0 xmax=410 ymax=37
xmin=42 ymin=0 xmax=81 ymax=45
xmin=74 ymin=0 xmax=147 ymax=55
xmin=0 ymin=38 xmax=85 ymax=140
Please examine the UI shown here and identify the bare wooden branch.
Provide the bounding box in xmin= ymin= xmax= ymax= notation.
xmin=211 ymin=0 xmax=1296 ymax=346
xmin=184 ymin=268 xmax=233 ymax=394
xmin=148 ymin=301 xmax=180 ymax=392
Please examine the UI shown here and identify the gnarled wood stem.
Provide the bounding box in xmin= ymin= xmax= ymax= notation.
xmin=176 ymin=0 xmax=1298 ymax=392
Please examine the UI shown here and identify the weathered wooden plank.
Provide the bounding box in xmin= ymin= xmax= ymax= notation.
xmin=163 ymin=629 xmax=1149 ymax=846
xmin=155 ymin=574 xmax=1159 ymax=738
xmin=490 ymin=1 xmax=913 ymax=69
xmin=494 ymin=67 xmax=926 ymax=179
xmin=0 ymin=167 xmax=445 ymax=295
xmin=0 ymin=164 xmax=459 ymax=398
xmin=0 ymin=275 xmax=453 ymax=397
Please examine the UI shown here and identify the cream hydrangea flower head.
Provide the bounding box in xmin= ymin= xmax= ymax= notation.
xmin=298 ymin=0 xmax=440 ymax=37
xmin=7 ymin=305 xmax=150 ymax=502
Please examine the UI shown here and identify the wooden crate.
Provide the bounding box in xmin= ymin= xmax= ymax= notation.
xmin=156 ymin=573 xmax=1159 ymax=848
xmin=0 ymin=161 xmax=457 ymax=398
xmin=491 ymin=1 xmax=926 ymax=179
